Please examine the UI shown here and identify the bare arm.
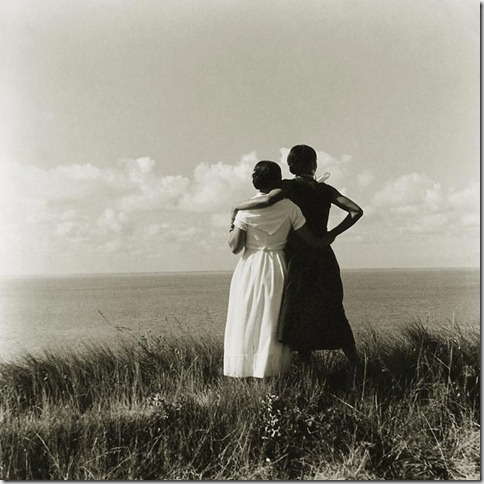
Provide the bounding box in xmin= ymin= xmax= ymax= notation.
xmin=231 ymin=188 xmax=285 ymax=224
xmin=327 ymin=186 xmax=363 ymax=238
xmin=233 ymin=176 xmax=330 ymax=212
xmin=228 ymin=226 xmax=246 ymax=254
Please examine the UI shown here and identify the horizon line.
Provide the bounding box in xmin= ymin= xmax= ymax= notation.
xmin=0 ymin=266 xmax=479 ymax=278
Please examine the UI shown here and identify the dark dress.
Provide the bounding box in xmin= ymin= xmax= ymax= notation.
xmin=277 ymin=178 xmax=356 ymax=351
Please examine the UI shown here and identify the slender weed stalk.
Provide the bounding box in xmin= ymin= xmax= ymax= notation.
xmin=0 ymin=321 xmax=479 ymax=480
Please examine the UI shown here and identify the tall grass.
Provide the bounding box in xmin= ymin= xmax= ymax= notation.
xmin=0 ymin=322 xmax=479 ymax=480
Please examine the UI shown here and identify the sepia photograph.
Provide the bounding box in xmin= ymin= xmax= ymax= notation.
xmin=0 ymin=0 xmax=479 ymax=480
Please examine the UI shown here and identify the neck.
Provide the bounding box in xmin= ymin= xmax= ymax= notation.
xmin=258 ymin=182 xmax=279 ymax=194
xmin=297 ymin=173 xmax=314 ymax=179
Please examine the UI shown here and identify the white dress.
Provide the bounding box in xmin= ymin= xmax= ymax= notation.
xmin=223 ymin=196 xmax=306 ymax=378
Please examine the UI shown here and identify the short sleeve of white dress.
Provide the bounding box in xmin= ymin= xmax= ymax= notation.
xmin=233 ymin=211 xmax=249 ymax=231
xmin=289 ymin=202 xmax=306 ymax=230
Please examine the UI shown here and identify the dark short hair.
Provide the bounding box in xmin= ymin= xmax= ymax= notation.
xmin=287 ymin=145 xmax=317 ymax=176
xmin=252 ymin=161 xmax=282 ymax=190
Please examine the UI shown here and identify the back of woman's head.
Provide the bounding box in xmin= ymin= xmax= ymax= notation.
xmin=287 ymin=145 xmax=317 ymax=176
xmin=252 ymin=161 xmax=282 ymax=190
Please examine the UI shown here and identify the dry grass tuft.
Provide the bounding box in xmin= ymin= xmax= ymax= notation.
xmin=0 ymin=322 xmax=479 ymax=480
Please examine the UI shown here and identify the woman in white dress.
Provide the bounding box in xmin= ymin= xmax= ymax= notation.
xmin=224 ymin=161 xmax=332 ymax=378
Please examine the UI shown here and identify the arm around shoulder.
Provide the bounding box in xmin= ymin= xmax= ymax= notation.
xmin=234 ymin=188 xmax=285 ymax=211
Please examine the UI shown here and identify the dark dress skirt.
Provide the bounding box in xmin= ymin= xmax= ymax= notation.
xmin=277 ymin=178 xmax=356 ymax=351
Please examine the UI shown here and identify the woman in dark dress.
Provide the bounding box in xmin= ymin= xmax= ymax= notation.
xmin=232 ymin=145 xmax=363 ymax=364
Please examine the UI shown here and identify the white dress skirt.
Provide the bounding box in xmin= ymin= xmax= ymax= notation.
xmin=223 ymin=197 xmax=306 ymax=378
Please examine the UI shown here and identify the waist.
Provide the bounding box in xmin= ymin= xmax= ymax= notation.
xmin=245 ymin=245 xmax=285 ymax=252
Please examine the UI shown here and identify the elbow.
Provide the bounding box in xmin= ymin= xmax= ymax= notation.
xmin=228 ymin=241 xmax=242 ymax=254
xmin=353 ymin=207 xmax=364 ymax=220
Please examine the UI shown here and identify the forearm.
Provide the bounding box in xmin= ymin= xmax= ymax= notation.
xmin=228 ymin=227 xmax=246 ymax=254
xmin=235 ymin=196 xmax=271 ymax=211
xmin=234 ymin=188 xmax=284 ymax=211
xmin=329 ymin=209 xmax=363 ymax=238
xmin=327 ymin=188 xmax=363 ymax=239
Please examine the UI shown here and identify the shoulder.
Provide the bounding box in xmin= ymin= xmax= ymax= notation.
xmin=322 ymin=182 xmax=342 ymax=196
xmin=281 ymin=178 xmax=297 ymax=194
xmin=234 ymin=210 xmax=249 ymax=230
xmin=277 ymin=198 xmax=299 ymax=210
xmin=278 ymin=199 xmax=304 ymax=220
xmin=281 ymin=178 xmax=295 ymax=188
xmin=267 ymin=199 xmax=303 ymax=219
xmin=321 ymin=182 xmax=337 ymax=191
xmin=235 ymin=209 xmax=249 ymax=220
xmin=316 ymin=182 xmax=340 ymax=200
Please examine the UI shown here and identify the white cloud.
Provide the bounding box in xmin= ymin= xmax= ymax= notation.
xmin=179 ymin=154 xmax=257 ymax=212
xmin=367 ymin=173 xmax=479 ymax=236
xmin=448 ymin=182 xmax=480 ymax=211
xmin=97 ymin=208 xmax=130 ymax=233
xmin=135 ymin=157 xmax=156 ymax=174
xmin=314 ymin=150 xmax=351 ymax=186
xmin=372 ymin=172 xmax=442 ymax=208
xmin=56 ymin=163 xmax=102 ymax=180
xmin=118 ymin=175 xmax=190 ymax=212
xmin=0 ymin=153 xmax=260 ymax=273
xmin=0 ymin=151 xmax=478 ymax=274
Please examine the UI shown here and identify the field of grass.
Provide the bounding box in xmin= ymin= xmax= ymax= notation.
xmin=0 ymin=322 xmax=479 ymax=480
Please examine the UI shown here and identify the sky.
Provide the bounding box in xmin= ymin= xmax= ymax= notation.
xmin=0 ymin=0 xmax=480 ymax=275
